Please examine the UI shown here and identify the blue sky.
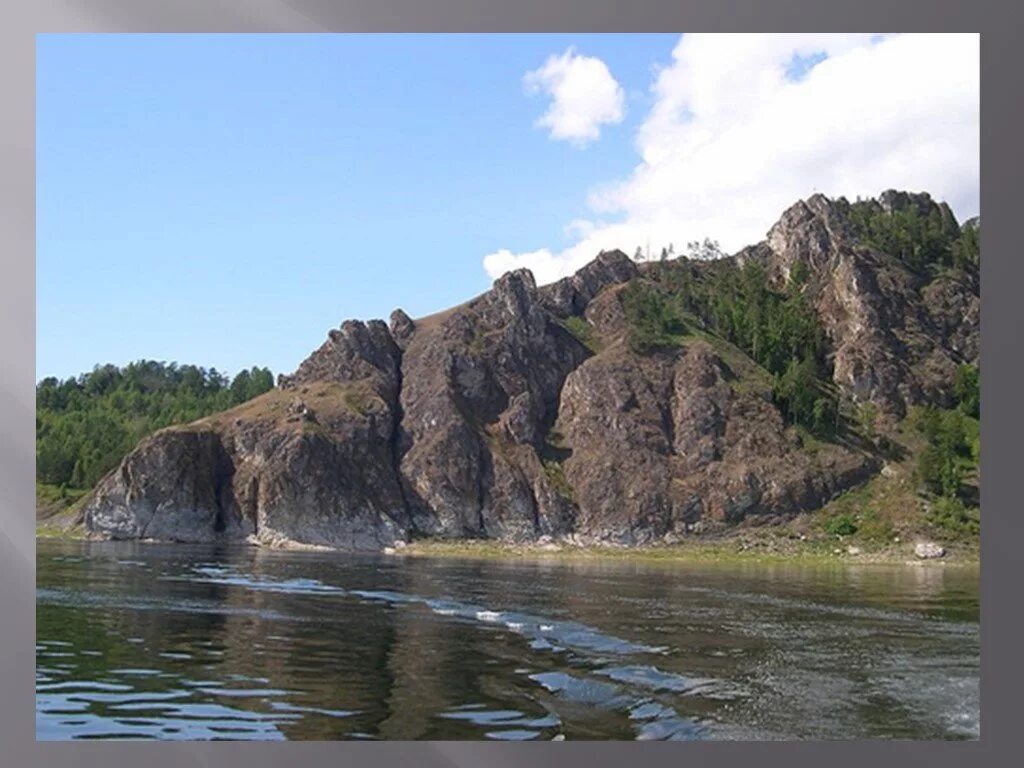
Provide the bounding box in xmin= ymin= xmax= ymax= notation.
xmin=37 ymin=34 xmax=979 ymax=382
xmin=37 ymin=33 xmax=678 ymax=381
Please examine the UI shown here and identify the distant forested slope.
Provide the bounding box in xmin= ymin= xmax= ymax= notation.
xmin=37 ymin=361 xmax=274 ymax=491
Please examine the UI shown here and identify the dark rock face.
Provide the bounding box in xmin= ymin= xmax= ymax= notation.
xmin=279 ymin=319 xmax=401 ymax=400
xmin=395 ymin=268 xmax=591 ymax=540
xmin=82 ymin=190 xmax=979 ymax=549
xmin=389 ymin=308 xmax=415 ymax=346
xmin=82 ymin=429 xmax=245 ymax=543
xmin=541 ymin=249 xmax=638 ymax=317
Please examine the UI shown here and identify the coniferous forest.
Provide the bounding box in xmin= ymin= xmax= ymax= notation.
xmin=36 ymin=362 xmax=274 ymax=492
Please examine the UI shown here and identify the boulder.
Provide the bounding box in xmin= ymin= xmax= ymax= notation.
xmin=914 ymin=541 xmax=946 ymax=559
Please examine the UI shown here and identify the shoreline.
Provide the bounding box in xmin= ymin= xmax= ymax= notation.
xmin=35 ymin=524 xmax=978 ymax=568
xmin=393 ymin=538 xmax=978 ymax=568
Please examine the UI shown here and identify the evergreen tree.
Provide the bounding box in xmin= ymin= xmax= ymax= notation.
xmin=954 ymin=364 xmax=980 ymax=418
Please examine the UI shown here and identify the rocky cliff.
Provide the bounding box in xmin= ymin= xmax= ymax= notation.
xmin=81 ymin=191 xmax=979 ymax=549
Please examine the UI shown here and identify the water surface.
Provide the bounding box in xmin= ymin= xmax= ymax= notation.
xmin=36 ymin=539 xmax=979 ymax=740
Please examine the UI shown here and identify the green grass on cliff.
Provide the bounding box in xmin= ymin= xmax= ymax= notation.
xmin=36 ymin=482 xmax=88 ymax=520
xmin=36 ymin=482 xmax=90 ymax=539
xmin=558 ymin=315 xmax=601 ymax=353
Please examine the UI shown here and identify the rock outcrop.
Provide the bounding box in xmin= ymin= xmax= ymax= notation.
xmin=556 ymin=339 xmax=875 ymax=543
xmin=751 ymin=191 xmax=979 ymax=417
xmin=394 ymin=267 xmax=592 ymax=541
xmin=82 ymin=191 xmax=979 ymax=548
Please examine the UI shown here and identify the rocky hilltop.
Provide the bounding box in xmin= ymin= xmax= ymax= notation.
xmin=81 ymin=191 xmax=980 ymax=549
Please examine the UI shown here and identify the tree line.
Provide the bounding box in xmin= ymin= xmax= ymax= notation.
xmin=845 ymin=199 xmax=979 ymax=272
xmin=37 ymin=361 xmax=274 ymax=490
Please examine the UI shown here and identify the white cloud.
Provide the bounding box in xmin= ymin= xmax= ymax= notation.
xmin=524 ymin=47 xmax=625 ymax=146
xmin=488 ymin=33 xmax=980 ymax=285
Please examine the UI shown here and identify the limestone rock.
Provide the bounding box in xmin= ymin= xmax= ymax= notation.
xmin=914 ymin=541 xmax=946 ymax=559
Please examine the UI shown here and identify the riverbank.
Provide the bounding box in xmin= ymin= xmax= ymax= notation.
xmin=37 ymin=523 xmax=977 ymax=568
xmin=394 ymin=533 xmax=978 ymax=567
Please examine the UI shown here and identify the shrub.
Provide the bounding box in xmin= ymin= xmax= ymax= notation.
xmin=954 ymin=363 xmax=980 ymax=418
xmin=926 ymin=495 xmax=980 ymax=536
xmin=856 ymin=401 xmax=879 ymax=442
xmin=856 ymin=510 xmax=894 ymax=543
xmin=825 ymin=514 xmax=859 ymax=537
xmin=542 ymin=460 xmax=574 ymax=501
xmin=789 ymin=260 xmax=810 ymax=287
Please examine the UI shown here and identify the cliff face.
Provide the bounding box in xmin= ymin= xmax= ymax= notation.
xmin=81 ymin=191 xmax=979 ymax=548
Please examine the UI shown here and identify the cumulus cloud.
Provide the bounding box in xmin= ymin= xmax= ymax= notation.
xmin=524 ymin=47 xmax=625 ymax=146
xmin=487 ymin=33 xmax=980 ymax=285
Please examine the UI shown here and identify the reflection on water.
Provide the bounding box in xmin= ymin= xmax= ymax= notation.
xmin=36 ymin=539 xmax=980 ymax=741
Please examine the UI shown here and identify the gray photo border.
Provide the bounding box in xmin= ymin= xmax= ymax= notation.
xmin=3 ymin=2 xmax=1020 ymax=766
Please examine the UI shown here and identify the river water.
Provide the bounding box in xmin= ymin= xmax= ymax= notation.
xmin=36 ymin=538 xmax=979 ymax=741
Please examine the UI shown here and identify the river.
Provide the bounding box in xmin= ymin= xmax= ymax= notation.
xmin=36 ymin=538 xmax=979 ymax=740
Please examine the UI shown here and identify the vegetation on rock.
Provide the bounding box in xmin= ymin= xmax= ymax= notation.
xmin=559 ymin=315 xmax=599 ymax=353
xmin=625 ymin=259 xmax=837 ymax=437
xmin=846 ymin=197 xmax=979 ymax=271
xmin=621 ymin=281 xmax=687 ymax=353
xmin=910 ymin=402 xmax=980 ymax=536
